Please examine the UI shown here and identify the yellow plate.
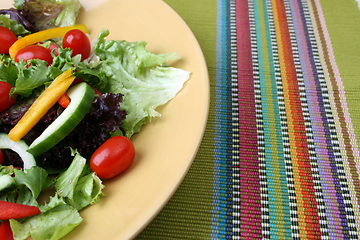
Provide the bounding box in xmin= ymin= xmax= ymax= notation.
xmin=0 ymin=0 xmax=209 ymax=239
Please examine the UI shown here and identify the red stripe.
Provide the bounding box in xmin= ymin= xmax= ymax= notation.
xmin=235 ymin=0 xmax=262 ymax=239
xmin=273 ymin=0 xmax=321 ymax=238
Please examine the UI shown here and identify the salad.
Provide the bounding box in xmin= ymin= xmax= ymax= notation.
xmin=0 ymin=0 xmax=190 ymax=239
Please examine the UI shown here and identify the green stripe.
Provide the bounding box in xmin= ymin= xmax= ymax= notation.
xmin=136 ymin=0 xmax=217 ymax=238
xmin=255 ymin=0 xmax=291 ymax=237
xmin=254 ymin=0 xmax=279 ymax=234
xmin=320 ymin=0 xmax=360 ymax=153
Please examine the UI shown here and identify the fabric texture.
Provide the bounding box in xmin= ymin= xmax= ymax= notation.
xmin=137 ymin=0 xmax=360 ymax=239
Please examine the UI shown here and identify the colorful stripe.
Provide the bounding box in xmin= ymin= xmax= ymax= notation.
xmin=308 ymin=0 xmax=360 ymax=236
xmin=212 ymin=0 xmax=234 ymax=238
xmin=272 ymin=0 xmax=322 ymax=238
xmin=233 ymin=0 xmax=359 ymax=238
xmin=235 ymin=0 xmax=263 ymax=238
xmin=221 ymin=0 xmax=360 ymax=238
xmin=254 ymin=0 xmax=292 ymax=238
xmin=138 ymin=0 xmax=360 ymax=239
xmin=289 ymin=0 xmax=352 ymax=238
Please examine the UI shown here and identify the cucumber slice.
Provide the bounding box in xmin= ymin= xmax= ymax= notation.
xmin=0 ymin=133 xmax=36 ymax=171
xmin=0 ymin=175 xmax=17 ymax=194
xmin=28 ymin=82 xmax=95 ymax=156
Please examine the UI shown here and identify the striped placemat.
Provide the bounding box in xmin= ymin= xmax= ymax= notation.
xmin=137 ymin=0 xmax=360 ymax=238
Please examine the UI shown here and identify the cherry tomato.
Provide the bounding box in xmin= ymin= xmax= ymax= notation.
xmin=90 ymin=136 xmax=135 ymax=179
xmin=0 ymin=150 xmax=3 ymax=165
xmin=0 ymin=26 xmax=17 ymax=55
xmin=48 ymin=42 xmax=59 ymax=56
xmin=62 ymin=29 xmax=91 ymax=60
xmin=15 ymin=45 xmax=52 ymax=66
xmin=0 ymin=82 xmax=16 ymax=112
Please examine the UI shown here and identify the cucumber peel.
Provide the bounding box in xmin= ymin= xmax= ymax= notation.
xmin=0 ymin=133 xmax=36 ymax=171
xmin=28 ymin=82 xmax=95 ymax=156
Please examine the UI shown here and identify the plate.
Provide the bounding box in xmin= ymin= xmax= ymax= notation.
xmin=0 ymin=0 xmax=209 ymax=239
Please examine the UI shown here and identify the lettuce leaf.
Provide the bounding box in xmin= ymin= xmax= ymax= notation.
xmin=11 ymin=59 xmax=55 ymax=97
xmin=10 ymin=195 xmax=83 ymax=240
xmin=0 ymin=14 xmax=31 ymax=36
xmin=0 ymin=57 xmax=18 ymax=86
xmin=73 ymin=171 xmax=105 ymax=210
xmin=54 ymin=153 xmax=105 ymax=210
xmin=94 ymin=28 xmax=191 ymax=138
xmin=0 ymin=166 xmax=51 ymax=206
xmin=4 ymin=47 xmax=97 ymax=98
xmin=13 ymin=167 xmax=50 ymax=200
xmin=14 ymin=0 xmax=81 ymax=32
xmin=8 ymin=153 xmax=104 ymax=240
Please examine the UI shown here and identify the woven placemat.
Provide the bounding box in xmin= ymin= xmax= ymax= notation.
xmin=137 ymin=0 xmax=360 ymax=239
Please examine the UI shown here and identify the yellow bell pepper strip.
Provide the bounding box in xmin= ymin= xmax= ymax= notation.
xmin=8 ymin=69 xmax=75 ymax=142
xmin=9 ymin=24 xmax=89 ymax=59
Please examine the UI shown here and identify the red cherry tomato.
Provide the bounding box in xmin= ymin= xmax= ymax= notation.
xmin=90 ymin=136 xmax=135 ymax=179
xmin=15 ymin=45 xmax=52 ymax=66
xmin=0 ymin=150 xmax=3 ymax=165
xmin=62 ymin=29 xmax=91 ymax=60
xmin=48 ymin=42 xmax=59 ymax=56
xmin=0 ymin=26 xmax=17 ymax=55
xmin=0 ymin=82 xmax=16 ymax=112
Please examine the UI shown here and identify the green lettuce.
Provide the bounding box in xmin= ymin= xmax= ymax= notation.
xmin=10 ymin=195 xmax=83 ymax=240
xmin=1 ymin=47 xmax=103 ymax=98
xmin=94 ymin=28 xmax=191 ymax=138
xmin=13 ymin=167 xmax=51 ymax=202
xmin=54 ymin=153 xmax=105 ymax=210
xmin=0 ymin=14 xmax=30 ymax=36
xmin=0 ymin=166 xmax=51 ymax=206
xmin=0 ymin=57 xmax=18 ymax=86
xmin=2 ymin=153 xmax=104 ymax=240
xmin=14 ymin=0 xmax=81 ymax=32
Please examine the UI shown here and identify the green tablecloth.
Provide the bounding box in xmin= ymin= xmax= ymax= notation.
xmin=137 ymin=0 xmax=360 ymax=239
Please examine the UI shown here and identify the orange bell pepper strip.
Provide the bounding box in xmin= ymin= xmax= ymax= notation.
xmin=9 ymin=24 xmax=89 ymax=58
xmin=58 ymin=93 xmax=71 ymax=108
xmin=8 ymin=69 xmax=75 ymax=142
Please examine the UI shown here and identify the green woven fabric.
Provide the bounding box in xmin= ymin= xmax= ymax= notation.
xmin=136 ymin=0 xmax=217 ymax=239
xmin=136 ymin=0 xmax=360 ymax=238
xmin=320 ymin=0 xmax=360 ymax=145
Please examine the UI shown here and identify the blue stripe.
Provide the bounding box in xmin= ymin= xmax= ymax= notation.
xmin=212 ymin=0 xmax=233 ymax=238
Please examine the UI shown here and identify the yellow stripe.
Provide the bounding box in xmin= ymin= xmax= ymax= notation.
xmin=270 ymin=0 xmax=307 ymax=238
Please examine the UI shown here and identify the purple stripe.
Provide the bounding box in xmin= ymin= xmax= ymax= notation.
xmin=289 ymin=0 xmax=349 ymax=238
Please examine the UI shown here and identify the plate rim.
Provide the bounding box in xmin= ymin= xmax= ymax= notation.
xmin=132 ymin=1 xmax=210 ymax=237
xmin=0 ymin=0 xmax=210 ymax=239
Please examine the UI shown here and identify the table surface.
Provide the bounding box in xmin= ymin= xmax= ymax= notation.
xmin=136 ymin=0 xmax=360 ymax=239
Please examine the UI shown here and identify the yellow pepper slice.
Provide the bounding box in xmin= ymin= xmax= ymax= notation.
xmin=9 ymin=24 xmax=89 ymax=59
xmin=8 ymin=69 xmax=75 ymax=142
